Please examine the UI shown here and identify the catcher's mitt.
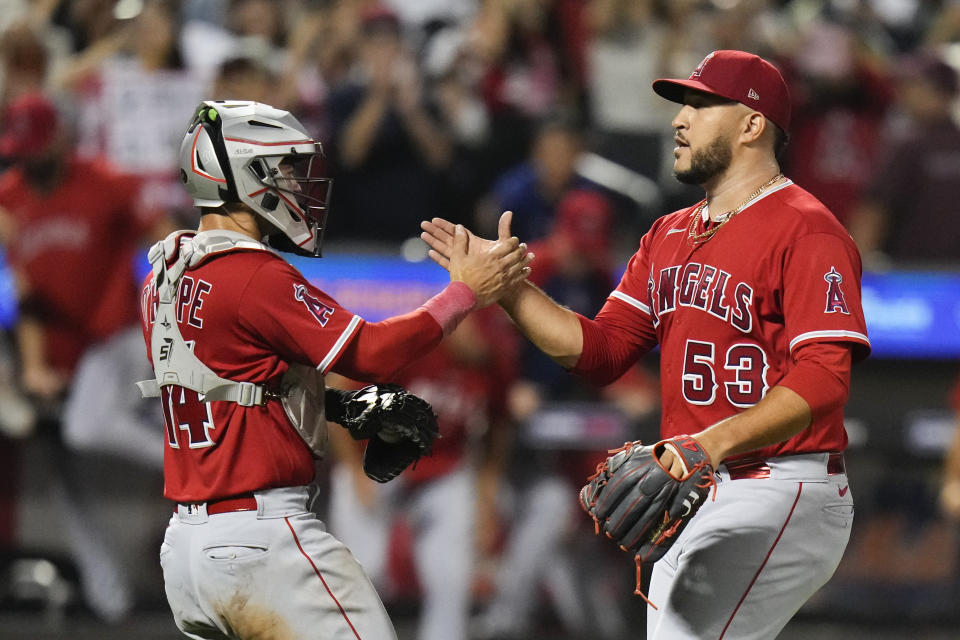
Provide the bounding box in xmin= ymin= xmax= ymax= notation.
xmin=326 ymin=384 xmax=439 ymax=483
xmin=580 ymin=435 xmax=715 ymax=599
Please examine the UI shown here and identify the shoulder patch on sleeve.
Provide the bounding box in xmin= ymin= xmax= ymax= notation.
xmin=823 ymin=267 xmax=850 ymax=315
xmin=294 ymin=283 xmax=335 ymax=326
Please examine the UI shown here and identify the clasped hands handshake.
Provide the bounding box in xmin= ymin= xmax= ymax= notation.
xmin=421 ymin=211 xmax=534 ymax=307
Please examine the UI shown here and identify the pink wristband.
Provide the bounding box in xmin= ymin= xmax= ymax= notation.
xmin=420 ymin=281 xmax=476 ymax=336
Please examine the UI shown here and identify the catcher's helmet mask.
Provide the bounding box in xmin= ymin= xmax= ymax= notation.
xmin=179 ymin=100 xmax=333 ymax=257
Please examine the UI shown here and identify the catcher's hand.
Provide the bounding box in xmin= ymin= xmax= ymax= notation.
xmin=580 ymin=435 xmax=715 ymax=566
xmin=326 ymin=384 xmax=439 ymax=483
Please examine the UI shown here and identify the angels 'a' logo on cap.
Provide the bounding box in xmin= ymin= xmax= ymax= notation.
xmin=294 ymin=283 xmax=335 ymax=326
xmin=690 ymin=51 xmax=716 ymax=78
xmin=823 ymin=267 xmax=850 ymax=314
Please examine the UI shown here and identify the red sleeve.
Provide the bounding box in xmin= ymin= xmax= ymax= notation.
xmin=238 ymin=259 xmax=363 ymax=374
xmin=332 ymin=309 xmax=443 ymax=382
xmin=783 ymin=231 xmax=870 ymax=361
xmin=240 ymin=259 xmax=460 ymax=381
xmin=778 ymin=341 xmax=851 ymax=419
xmin=333 ymin=282 xmax=481 ymax=381
xmin=571 ymin=250 xmax=658 ymax=386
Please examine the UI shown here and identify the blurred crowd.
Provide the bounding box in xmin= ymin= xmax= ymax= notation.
xmin=3 ymin=0 xmax=960 ymax=264
xmin=1 ymin=0 xmax=960 ymax=638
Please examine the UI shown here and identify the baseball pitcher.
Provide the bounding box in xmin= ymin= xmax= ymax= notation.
xmin=422 ymin=50 xmax=870 ymax=639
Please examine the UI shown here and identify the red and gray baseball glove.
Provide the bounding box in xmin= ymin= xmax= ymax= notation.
xmin=580 ymin=435 xmax=716 ymax=595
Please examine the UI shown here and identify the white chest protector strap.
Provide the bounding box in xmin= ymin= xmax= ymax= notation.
xmin=136 ymin=230 xmax=329 ymax=457
xmin=136 ymin=230 xmax=271 ymax=406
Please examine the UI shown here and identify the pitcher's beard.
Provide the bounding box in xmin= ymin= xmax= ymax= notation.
xmin=674 ymin=135 xmax=733 ymax=185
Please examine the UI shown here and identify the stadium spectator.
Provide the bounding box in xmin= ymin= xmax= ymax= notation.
xmin=180 ymin=0 xmax=290 ymax=88
xmin=782 ymin=18 xmax=893 ymax=229
xmin=848 ymin=50 xmax=960 ymax=265
xmin=476 ymin=115 xmax=596 ymax=243
xmin=0 ymin=22 xmax=50 ymax=105
xmin=208 ymin=53 xmax=275 ymax=103
xmin=584 ymin=0 xmax=676 ymax=184
xmin=0 ymin=91 xmax=171 ymax=622
xmin=324 ymin=3 xmax=453 ymax=243
xmin=61 ymin=0 xmax=204 ymax=224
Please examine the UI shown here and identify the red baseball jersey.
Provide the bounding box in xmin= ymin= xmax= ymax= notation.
xmin=0 ymin=157 xmax=159 ymax=372
xmin=140 ymin=245 xmax=365 ymax=502
xmin=576 ymin=180 xmax=870 ymax=459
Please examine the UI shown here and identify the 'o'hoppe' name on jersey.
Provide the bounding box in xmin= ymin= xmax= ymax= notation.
xmin=646 ymin=262 xmax=754 ymax=332
xmin=141 ymin=275 xmax=214 ymax=328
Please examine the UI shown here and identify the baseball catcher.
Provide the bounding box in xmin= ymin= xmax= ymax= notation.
xmin=580 ymin=435 xmax=716 ymax=603
xmin=326 ymin=384 xmax=440 ymax=483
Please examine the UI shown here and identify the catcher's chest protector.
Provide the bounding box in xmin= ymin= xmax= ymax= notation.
xmin=137 ymin=230 xmax=329 ymax=457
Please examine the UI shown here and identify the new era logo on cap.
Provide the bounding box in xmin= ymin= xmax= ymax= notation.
xmin=652 ymin=50 xmax=791 ymax=131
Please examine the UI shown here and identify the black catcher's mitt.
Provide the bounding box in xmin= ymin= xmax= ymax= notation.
xmin=580 ymin=436 xmax=715 ymax=584
xmin=326 ymin=384 xmax=439 ymax=483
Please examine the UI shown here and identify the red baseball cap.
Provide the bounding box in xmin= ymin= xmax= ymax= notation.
xmin=652 ymin=50 xmax=791 ymax=131
xmin=0 ymin=92 xmax=59 ymax=159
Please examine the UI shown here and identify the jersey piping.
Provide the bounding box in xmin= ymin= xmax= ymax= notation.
xmin=318 ymin=315 xmax=362 ymax=374
xmin=789 ymin=329 xmax=871 ymax=352
xmin=610 ymin=290 xmax=652 ymax=315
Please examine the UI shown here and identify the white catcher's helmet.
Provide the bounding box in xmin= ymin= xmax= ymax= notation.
xmin=178 ymin=100 xmax=333 ymax=256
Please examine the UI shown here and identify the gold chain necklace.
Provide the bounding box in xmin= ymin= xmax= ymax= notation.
xmin=687 ymin=173 xmax=784 ymax=245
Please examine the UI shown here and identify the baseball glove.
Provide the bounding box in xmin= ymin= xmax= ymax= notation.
xmin=580 ymin=435 xmax=715 ymax=594
xmin=326 ymin=384 xmax=439 ymax=483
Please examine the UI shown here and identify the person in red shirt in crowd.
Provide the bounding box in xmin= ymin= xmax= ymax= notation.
xmin=327 ymin=308 xmax=517 ymax=640
xmin=848 ymin=50 xmax=960 ymax=265
xmin=0 ymin=92 xmax=171 ymax=463
xmin=0 ymin=90 xmax=173 ymax=621
xmin=781 ymin=19 xmax=893 ymax=229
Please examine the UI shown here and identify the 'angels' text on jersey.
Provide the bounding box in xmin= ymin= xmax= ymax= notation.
xmin=647 ymin=262 xmax=754 ymax=333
